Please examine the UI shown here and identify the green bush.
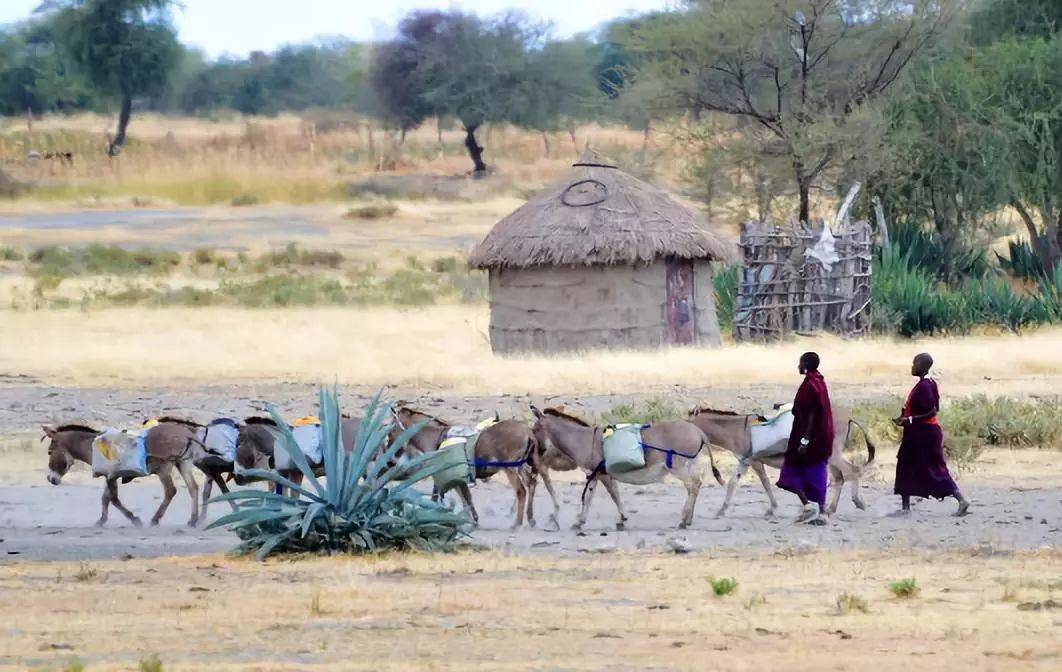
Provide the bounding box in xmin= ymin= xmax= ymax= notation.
xmin=998 ymin=238 xmax=1045 ymax=280
xmin=28 ymin=245 xmax=179 ymax=278
xmin=710 ymin=577 xmax=739 ymax=597
xmin=964 ymin=276 xmax=1046 ymax=332
xmin=872 ymin=246 xmax=972 ymax=336
xmin=600 ymin=398 xmax=684 ymax=425
xmin=230 ymin=193 xmax=259 ymax=207
xmin=889 ymin=578 xmax=919 ymax=599
xmin=946 ymin=395 xmax=1062 ymax=448
xmin=713 ymin=265 xmax=737 ymax=332
xmin=1037 ymin=265 xmax=1062 ymax=321
xmin=0 ymin=246 xmax=23 ymax=261
xmin=208 ymin=389 xmax=471 ymax=559
xmin=344 ymin=203 xmax=398 ymax=219
xmin=218 ymin=275 xmax=347 ymax=307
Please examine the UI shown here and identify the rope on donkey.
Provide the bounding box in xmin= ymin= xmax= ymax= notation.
xmin=641 ymin=442 xmax=703 ymax=469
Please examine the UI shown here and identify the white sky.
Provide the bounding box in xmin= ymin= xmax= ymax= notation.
xmin=1 ymin=0 xmax=673 ymax=58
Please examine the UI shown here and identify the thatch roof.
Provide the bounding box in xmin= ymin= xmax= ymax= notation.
xmin=469 ymin=150 xmax=737 ymax=269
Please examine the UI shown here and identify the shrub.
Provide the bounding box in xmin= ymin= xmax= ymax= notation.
xmin=208 ymin=389 xmax=471 ymax=559
xmin=230 ymin=193 xmax=259 ymax=206
xmin=193 ymin=248 xmax=215 ymax=265
xmin=889 ymin=578 xmax=919 ymax=599
xmin=1037 ymin=265 xmax=1062 ymax=321
xmin=946 ymin=395 xmax=1062 ymax=448
xmin=28 ymin=245 xmax=179 ymax=278
xmin=600 ymin=398 xmax=684 ymax=425
xmin=713 ymin=265 xmax=737 ymax=332
xmin=836 ymin=593 xmax=869 ymax=614
xmin=218 ymin=275 xmax=347 ymax=307
xmin=998 ymin=238 xmax=1045 ymax=280
xmin=0 ymin=246 xmax=22 ymax=261
xmin=872 ymin=246 xmax=972 ymax=336
xmin=710 ymin=577 xmax=739 ymax=597
xmin=964 ymin=276 xmax=1046 ymax=333
xmin=344 ymin=203 xmax=398 ymax=220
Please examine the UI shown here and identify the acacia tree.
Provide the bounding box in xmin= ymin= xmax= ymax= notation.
xmin=625 ymin=0 xmax=958 ymax=224
xmin=372 ymin=11 xmax=539 ymax=174
xmin=45 ymin=0 xmax=179 ymax=156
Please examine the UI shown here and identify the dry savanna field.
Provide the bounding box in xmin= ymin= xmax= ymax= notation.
xmin=0 ymin=114 xmax=1060 ymax=671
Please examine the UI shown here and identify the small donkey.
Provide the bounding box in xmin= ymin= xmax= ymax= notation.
xmin=44 ymin=421 xmax=201 ymax=527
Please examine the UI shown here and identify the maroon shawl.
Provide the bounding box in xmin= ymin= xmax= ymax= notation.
xmin=786 ymin=370 xmax=835 ymax=465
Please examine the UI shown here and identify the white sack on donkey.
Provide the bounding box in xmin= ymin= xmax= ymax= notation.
xmin=91 ymin=428 xmax=148 ymax=479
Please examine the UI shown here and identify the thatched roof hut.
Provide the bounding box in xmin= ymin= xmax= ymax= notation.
xmin=470 ymin=151 xmax=737 ymax=354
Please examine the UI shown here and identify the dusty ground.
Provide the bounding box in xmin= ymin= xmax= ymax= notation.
xmin=0 ymin=547 xmax=1059 ymax=671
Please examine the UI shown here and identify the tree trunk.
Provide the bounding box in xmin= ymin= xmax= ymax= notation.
xmin=1042 ymin=196 xmax=1061 ymax=273
xmin=26 ymin=107 xmax=32 ymax=133
xmin=568 ymin=128 xmax=579 ymax=157
xmin=399 ymin=127 xmax=407 ymax=146
xmin=366 ymin=123 xmax=376 ymax=167
xmin=541 ymin=131 xmax=551 ymax=158
xmin=107 ymin=95 xmax=132 ymax=157
xmin=798 ymin=179 xmax=810 ymax=226
xmin=436 ymin=117 xmax=444 ymax=146
xmin=640 ymin=122 xmax=651 ymax=160
xmin=464 ymin=125 xmax=487 ymax=175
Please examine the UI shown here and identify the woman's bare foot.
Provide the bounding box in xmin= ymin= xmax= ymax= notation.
xmin=954 ymin=500 xmax=970 ymax=517
xmin=887 ymin=509 xmax=912 ymax=518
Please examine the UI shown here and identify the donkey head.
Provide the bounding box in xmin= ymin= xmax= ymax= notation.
xmin=234 ymin=423 xmax=276 ymax=484
xmin=42 ymin=424 xmax=96 ymax=485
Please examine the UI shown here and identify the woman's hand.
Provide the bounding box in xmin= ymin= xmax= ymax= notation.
xmin=891 ymin=417 xmax=904 ymax=427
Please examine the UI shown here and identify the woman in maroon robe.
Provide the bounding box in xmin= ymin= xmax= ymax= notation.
xmin=892 ymin=353 xmax=970 ymax=516
xmin=777 ymin=352 xmax=834 ymax=525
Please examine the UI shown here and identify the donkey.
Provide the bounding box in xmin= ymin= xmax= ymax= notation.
xmin=393 ymin=406 xmax=536 ymax=530
xmin=43 ymin=421 xmax=201 ymax=527
xmin=174 ymin=417 xmax=243 ymax=523
xmin=234 ymin=416 xmax=361 ymax=494
xmin=688 ymin=405 xmax=876 ymax=517
xmin=529 ymin=406 xmax=724 ymax=530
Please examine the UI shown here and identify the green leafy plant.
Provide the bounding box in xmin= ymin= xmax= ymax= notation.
xmin=209 ymin=388 xmax=471 ymax=559
xmin=998 ymin=238 xmax=1045 ymax=280
xmin=713 ymin=264 xmax=737 ymax=332
xmin=710 ymin=577 xmax=739 ymax=597
xmin=138 ymin=654 xmax=163 ymax=672
xmin=889 ymin=578 xmax=919 ymax=599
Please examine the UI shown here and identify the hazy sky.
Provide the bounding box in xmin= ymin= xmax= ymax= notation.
xmin=1 ymin=1 xmax=673 ymax=58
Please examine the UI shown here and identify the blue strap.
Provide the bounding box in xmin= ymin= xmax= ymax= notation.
xmin=641 ymin=442 xmax=703 ymax=470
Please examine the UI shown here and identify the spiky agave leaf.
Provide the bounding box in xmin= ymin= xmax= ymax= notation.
xmin=209 ymin=387 xmax=471 ymax=559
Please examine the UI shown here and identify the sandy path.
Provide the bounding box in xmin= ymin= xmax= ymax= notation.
xmin=2 ymin=447 xmax=1058 ymax=562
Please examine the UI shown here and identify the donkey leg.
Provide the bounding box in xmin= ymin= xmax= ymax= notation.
xmin=96 ymin=481 xmax=112 ymax=527
xmin=716 ymin=461 xmax=748 ymax=518
xmin=503 ymin=469 xmax=527 ymax=531
xmin=825 ymin=463 xmax=845 ymax=515
xmin=840 ymin=459 xmax=867 ymax=511
xmin=177 ymin=460 xmax=200 ymax=527
xmin=200 ymin=476 xmax=213 ymax=523
xmin=150 ymin=468 xmax=178 ymax=526
xmin=214 ymin=474 xmax=238 ymax=512
xmin=679 ymin=470 xmax=703 ymax=529
xmin=600 ymin=475 xmax=629 ymax=531
xmin=750 ymin=461 xmax=779 ymax=517
xmin=525 ymin=469 xmax=538 ymax=528
xmin=574 ymin=478 xmax=598 ymax=530
xmin=538 ymin=469 xmax=562 ymax=532
xmin=107 ymin=478 xmax=142 ymax=526
xmin=456 ymin=483 xmax=479 ymax=525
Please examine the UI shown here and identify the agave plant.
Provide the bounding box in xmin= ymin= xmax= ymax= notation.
xmin=208 ymin=388 xmax=471 ymax=559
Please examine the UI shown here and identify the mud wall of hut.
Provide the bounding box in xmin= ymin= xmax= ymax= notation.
xmin=487 ymin=263 xmax=722 ymax=354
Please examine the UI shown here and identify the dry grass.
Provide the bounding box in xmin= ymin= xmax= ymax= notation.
xmin=0 ymin=305 xmax=1060 ymax=394
xmin=0 ymin=550 xmax=1058 ymax=670
xmin=0 ymin=113 xmax=673 ymax=209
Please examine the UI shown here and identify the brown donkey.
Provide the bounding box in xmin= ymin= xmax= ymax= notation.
xmin=234 ymin=416 xmax=361 ymax=494
xmin=393 ymin=407 xmax=536 ymax=530
xmin=529 ymin=406 xmax=724 ymax=530
xmin=688 ymin=405 xmax=876 ymax=517
xmin=43 ymin=421 xmax=201 ymax=527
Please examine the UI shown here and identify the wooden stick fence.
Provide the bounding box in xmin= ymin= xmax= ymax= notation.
xmin=734 ymin=220 xmax=873 ymax=341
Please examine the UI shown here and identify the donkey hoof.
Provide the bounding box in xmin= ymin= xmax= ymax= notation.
xmin=547 ymin=518 xmax=560 ymax=533
xmin=571 ymin=523 xmax=583 ymax=531
xmin=714 ymin=508 xmax=726 ymax=519
xmin=187 ymin=519 xmax=198 ymax=528
xmin=678 ymin=521 xmax=688 ymax=530
xmin=763 ymin=509 xmax=776 ymax=519
xmin=616 ymin=522 xmax=626 ymax=531
xmin=149 ymin=518 xmax=160 ymax=527
xmin=131 ymin=517 xmax=143 ymax=528
xmin=95 ymin=519 xmax=107 ymax=528
xmin=527 ymin=518 xmax=537 ymax=529
xmin=854 ymin=500 xmax=867 ymax=511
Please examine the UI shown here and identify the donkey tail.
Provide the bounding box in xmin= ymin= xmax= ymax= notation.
xmin=697 ymin=430 xmax=725 ymax=487
xmin=847 ymin=418 xmax=876 ymax=470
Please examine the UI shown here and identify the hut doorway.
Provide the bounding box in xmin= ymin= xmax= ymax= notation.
xmin=665 ymin=259 xmax=695 ymax=345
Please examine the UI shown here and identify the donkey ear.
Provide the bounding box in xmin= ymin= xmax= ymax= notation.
xmin=41 ymin=425 xmax=57 ymax=439
xmin=529 ymin=405 xmax=543 ymax=419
